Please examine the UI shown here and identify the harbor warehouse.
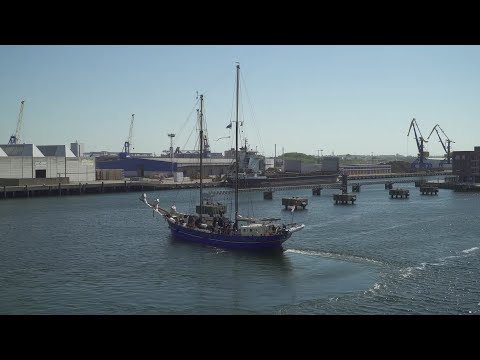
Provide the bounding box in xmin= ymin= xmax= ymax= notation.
xmin=95 ymin=157 xmax=233 ymax=178
xmin=0 ymin=144 xmax=95 ymax=183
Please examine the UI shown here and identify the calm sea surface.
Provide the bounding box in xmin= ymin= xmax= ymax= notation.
xmin=1 ymin=183 xmax=479 ymax=314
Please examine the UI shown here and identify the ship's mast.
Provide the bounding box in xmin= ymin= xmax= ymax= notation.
xmin=235 ymin=64 xmax=240 ymax=230
xmin=199 ymin=94 xmax=204 ymax=221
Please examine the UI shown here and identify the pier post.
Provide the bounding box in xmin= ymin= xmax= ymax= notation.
xmin=101 ymin=181 xmax=104 ymax=193
xmin=58 ymin=183 xmax=61 ymax=197
xmin=124 ymin=180 xmax=127 ymax=192
xmin=3 ymin=185 xmax=6 ymax=198
xmin=25 ymin=185 xmax=29 ymax=198
xmin=342 ymin=174 xmax=348 ymax=194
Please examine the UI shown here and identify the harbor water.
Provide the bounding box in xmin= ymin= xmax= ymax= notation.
xmin=0 ymin=183 xmax=479 ymax=314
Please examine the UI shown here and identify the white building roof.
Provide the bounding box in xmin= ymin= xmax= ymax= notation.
xmin=37 ymin=145 xmax=77 ymax=157
xmin=0 ymin=144 xmax=45 ymax=157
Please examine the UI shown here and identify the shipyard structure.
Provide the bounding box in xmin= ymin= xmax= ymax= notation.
xmin=95 ymin=155 xmax=233 ymax=179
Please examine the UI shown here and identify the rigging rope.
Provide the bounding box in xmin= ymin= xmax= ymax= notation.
xmin=241 ymin=70 xmax=266 ymax=157
xmin=175 ymin=99 xmax=199 ymax=142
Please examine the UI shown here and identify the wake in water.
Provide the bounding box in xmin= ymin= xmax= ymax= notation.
xmin=285 ymin=248 xmax=383 ymax=265
xmin=399 ymin=245 xmax=479 ymax=279
xmin=462 ymin=247 xmax=479 ymax=254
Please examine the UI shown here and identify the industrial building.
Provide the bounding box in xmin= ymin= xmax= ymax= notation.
xmin=95 ymin=156 xmax=234 ymax=179
xmin=341 ymin=164 xmax=392 ymax=175
xmin=70 ymin=141 xmax=85 ymax=157
xmin=452 ymin=146 xmax=480 ymax=183
xmin=0 ymin=144 xmax=95 ymax=184
xmin=282 ymin=157 xmax=339 ymax=174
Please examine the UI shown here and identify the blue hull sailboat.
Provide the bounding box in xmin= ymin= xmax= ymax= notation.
xmin=141 ymin=64 xmax=304 ymax=250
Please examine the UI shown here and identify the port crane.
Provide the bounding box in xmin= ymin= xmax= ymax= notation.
xmin=407 ymin=118 xmax=432 ymax=169
xmin=120 ymin=114 xmax=135 ymax=158
xmin=427 ymin=124 xmax=454 ymax=165
xmin=8 ymin=100 xmax=25 ymax=144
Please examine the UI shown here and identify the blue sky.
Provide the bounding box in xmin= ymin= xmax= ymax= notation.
xmin=1 ymin=45 xmax=479 ymax=157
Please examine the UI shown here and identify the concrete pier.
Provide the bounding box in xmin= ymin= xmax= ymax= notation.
xmin=282 ymin=196 xmax=308 ymax=209
xmin=0 ymin=180 xmax=225 ymax=200
xmin=420 ymin=186 xmax=439 ymax=195
xmin=389 ymin=189 xmax=410 ymax=198
xmin=333 ymin=193 xmax=356 ymax=204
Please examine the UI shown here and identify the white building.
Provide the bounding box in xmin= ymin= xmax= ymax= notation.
xmin=70 ymin=141 xmax=85 ymax=157
xmin=0 ymin=144 xmax=95 ymax=182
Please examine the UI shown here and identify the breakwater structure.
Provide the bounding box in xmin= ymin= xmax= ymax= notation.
xmin=0 ymin=172 xmax=464 ymax=200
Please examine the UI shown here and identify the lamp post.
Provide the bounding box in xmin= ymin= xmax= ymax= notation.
xmin=168 ymin=133 xmax=175 ymax=177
